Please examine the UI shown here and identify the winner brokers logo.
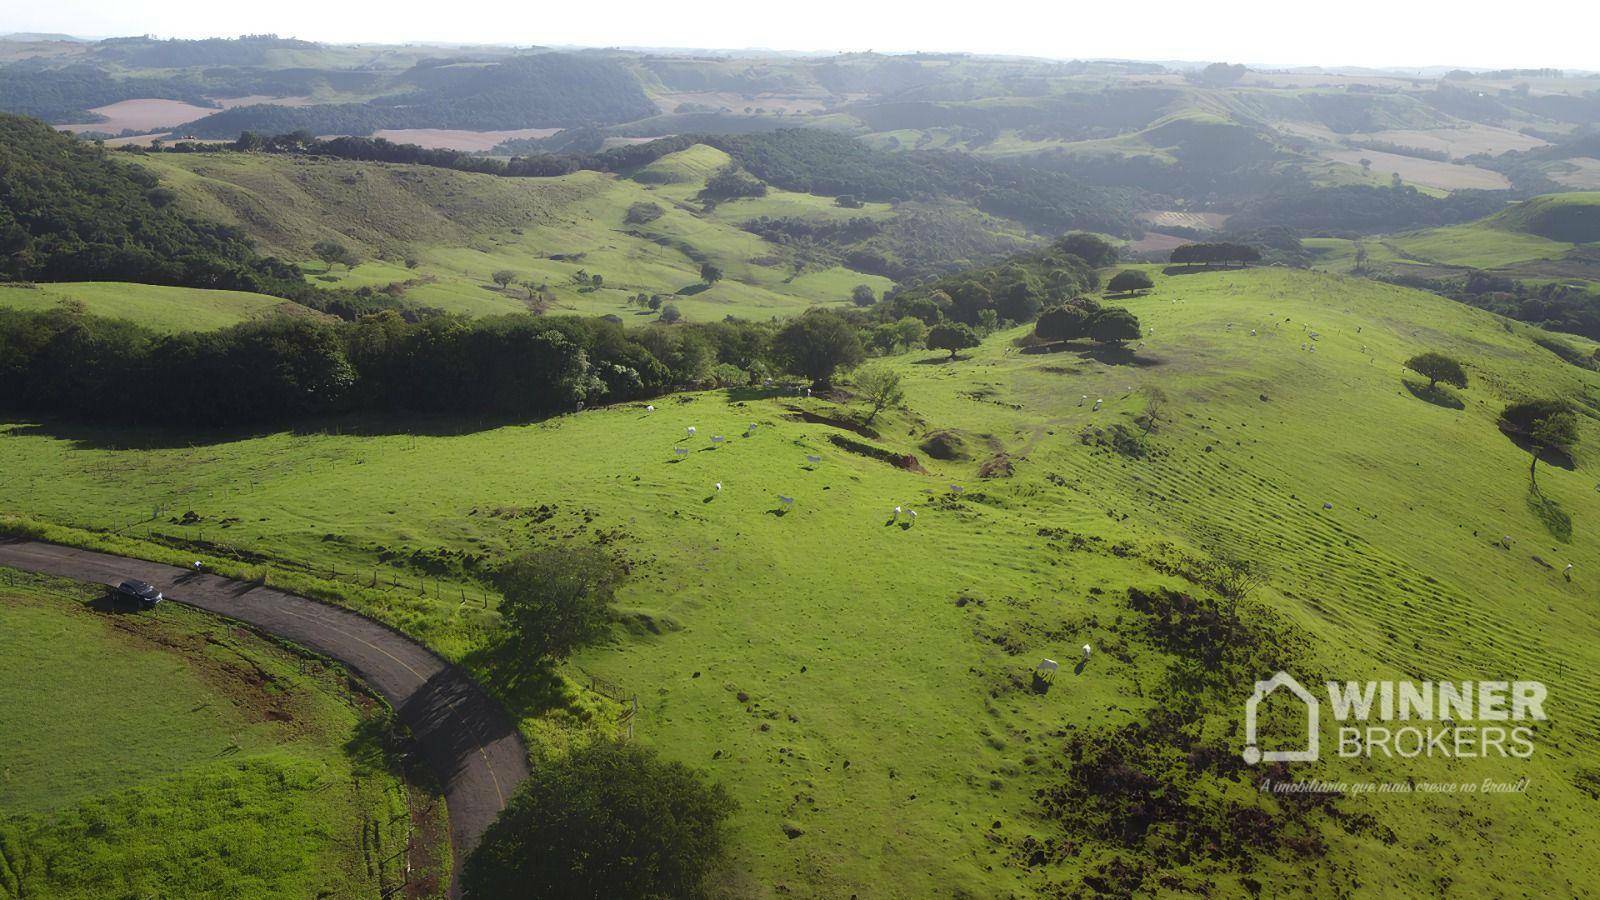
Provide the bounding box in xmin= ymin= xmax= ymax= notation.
xmin=1243 ymin=672 xmax=1547 ymax=764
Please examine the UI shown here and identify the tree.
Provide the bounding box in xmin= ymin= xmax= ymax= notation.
xmin=492 ymin=269 xmax=516 ymax=288
xmin=312 ymin=239 xmax=357 ymax=271
xmin=850 ymin=284 xmax=876 ymax=307
xmin=772 ymin=309 xmax=864 ymax=388
xmin=927 ymin=322 xmax=980 ymax=360
xmin=1499 ymin=400 xmax=1579 ymax=484
xmin=854 ymin=367 xmax=904 ymax=423
xmin=658 ymin=303 xmax=683 ymax=323
xmin=463 ymin=741 xmax=735 ymax=900
xmin=494 ymin=545 xmax=623 ymax=661
xmin=1088 ymin=307 xmax=1141 ymax=345
xmin=1404 ymin=352 xmax=1467 ymax=390
xmin=700 ymin=263 xmax=723 ymax=285
xmin=1106 ymin=270 xmax=1154 ymax=295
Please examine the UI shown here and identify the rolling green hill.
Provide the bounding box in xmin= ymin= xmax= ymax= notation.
xmin=4 ymin=266 xmax=1596 ymax=897
xmin=1491 ymin=191 xmax=1600 ymax=243
xmin=0 ymin=282 xmax=324 ymax=332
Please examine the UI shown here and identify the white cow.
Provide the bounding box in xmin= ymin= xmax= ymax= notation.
xmin=687 ymin=426 xmax=697 ymax=436
xmin=1081 ymin=644 xmax=1093 ymax=661
xmin=645 ymin=404 xmax=655 ymax=412
xmin=1035 ymin=659 xmax=1059 ymax=682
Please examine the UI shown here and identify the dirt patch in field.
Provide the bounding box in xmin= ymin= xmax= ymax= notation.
xmin=57 ymin=99 xmax=221 ymax=133
xmin=826 ymin=434 xmax=926 ymax=473
xmin=977 ymin=452 xmax=1015 ymax=478
xmin=96 ymin=605 xmax=326 ymax=737
xmin=1137 ymin=210 xmax=1227 ymax=231
xmin=1323 ymin=148 xmax=1510 ymax=191
xmin=920 ymin=430 xmax=972 ymax=460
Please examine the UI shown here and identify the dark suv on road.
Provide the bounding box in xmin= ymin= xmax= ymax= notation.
xmin=111 ymin=579 xmax=163 ymax=610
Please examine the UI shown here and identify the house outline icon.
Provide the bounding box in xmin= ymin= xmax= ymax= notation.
xmin=1243 ymin=671 xmax=1319 ymax=764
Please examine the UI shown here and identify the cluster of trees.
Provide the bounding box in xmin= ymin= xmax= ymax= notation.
xmin=0 ymin=115 xmax=418 ymax=321
xmin=1169 ymin=242 xmax=1262 ymax=267
xmin=705 ymin=130 xmax=1135 ymax=236
xmin=1383 ymin=271 xmax=1600 ymax=342
xmin=1 ymin=299 xmax=918 ymax=424
xmin=1226 ymin=185 xmax=1507 ymax=236
xmin=0 ymin=114 xmax=301 ymax=293
xmin=875 ymin=233 xmax=1113 ymax=328
xmin=1034 ymin=295 xmax=1142 ymax=345
xmin=699 ymin=165 xmax=768 ymax=201
xmin=176 ymin=54 xmax=656 ymax=138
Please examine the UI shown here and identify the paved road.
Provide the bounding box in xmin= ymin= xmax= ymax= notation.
xmin=0 ymin=538 xmax=529 ymax=897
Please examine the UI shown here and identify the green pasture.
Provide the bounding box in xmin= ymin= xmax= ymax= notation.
xmin=0 ymin=282 xmax=313 ymax=333
xmin=3 ymin=268 xmax=1598 ymax=896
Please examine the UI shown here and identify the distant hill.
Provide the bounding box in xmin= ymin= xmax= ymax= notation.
xmin=1493 ymin=191 xmax=1600 ymax=243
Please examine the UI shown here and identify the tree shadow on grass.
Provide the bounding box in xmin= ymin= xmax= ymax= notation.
xmin=912 ymin=354 xmax=967 ymax=364
xmin=1021 ymin=340 xmax=1160 ymax=367
xmin=1402 ymin=378 xmax=1465 ymax=410
xmin=1526 ymin=483 xmax=1573 ymax=543
xmin=4 ymin=410 xmax=562 ymax=451
xmin=460 ymin=641 xmax=573 ymax=720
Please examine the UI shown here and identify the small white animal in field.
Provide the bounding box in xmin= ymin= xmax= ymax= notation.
xmin=1081 ymin=644 xmax=1093 ymax=661
xmin=907 ymin=509 xmax=918 ymax=523
xmin=715 ymin=482 xmax=722 ymax=492
xmin=1036 ymin=659 xmax=1059 ymax=681
xmin=711 ymin=435 xmax=725 ymax=444
xmin=193 ymin=561 xmax=203 ymax=572
xmin=674 ymin=447 xmax=689 ymax=457
xmin=778 ymin=495 xmax=795 ymax=508
xmin=1502 ymin=535 xmax=1513 ymax=549
xmin=892 ymin=505 xmax=903 ymax=520
xmin=687 ymin=426 xmax=697 ymax=436
xmin=1565 ymin=563 xmax=1574 ymax=580
xmin=1093 ymin=399 xmax=1103 ymax=411
xmin=1250 ymin=329 xmax=1257 ymax=335
xmin=806 ymin=454 xmax=821 ymax=464
xmin=1079 ymin=395 xmax=1087 ymax=406
xmin=645 ymin=404 xmax=655 ymax=411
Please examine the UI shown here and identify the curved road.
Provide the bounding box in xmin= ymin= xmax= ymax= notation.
xmin=0 ymin=538 xmax=528 ymax=898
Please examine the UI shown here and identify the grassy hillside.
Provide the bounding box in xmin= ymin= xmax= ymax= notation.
xmin=132 ymin=149 xmax=909 ymax=321
xmin=1492 ymin=191 xmax=1600 ymax=243
xmin=3 ymin=267 xmax=1597 ymax=896
xmin=0 ymin=572 xmax=443 ymax=898
xmin=0 ymin=282 xmax=324 ymax=332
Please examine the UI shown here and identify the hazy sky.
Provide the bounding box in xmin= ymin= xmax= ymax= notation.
xmin=11 ymin=0 xmax=1598 ymax=70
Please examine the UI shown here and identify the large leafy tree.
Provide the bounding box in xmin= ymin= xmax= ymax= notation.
xmin=927 ymin=322 xmax=981 ymax=359
xmin=1405 ymin=352 xmax=1468 ymax=390
xmin=773 ymin=309 xmax=864 ymax=387
xmin=463 ymin=741 xmax=736 ymax=899
xmin=1499 ymin=400 xmax=1580 ymax=483
xmin=494 ymin=545 xmax=624 ymax=661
